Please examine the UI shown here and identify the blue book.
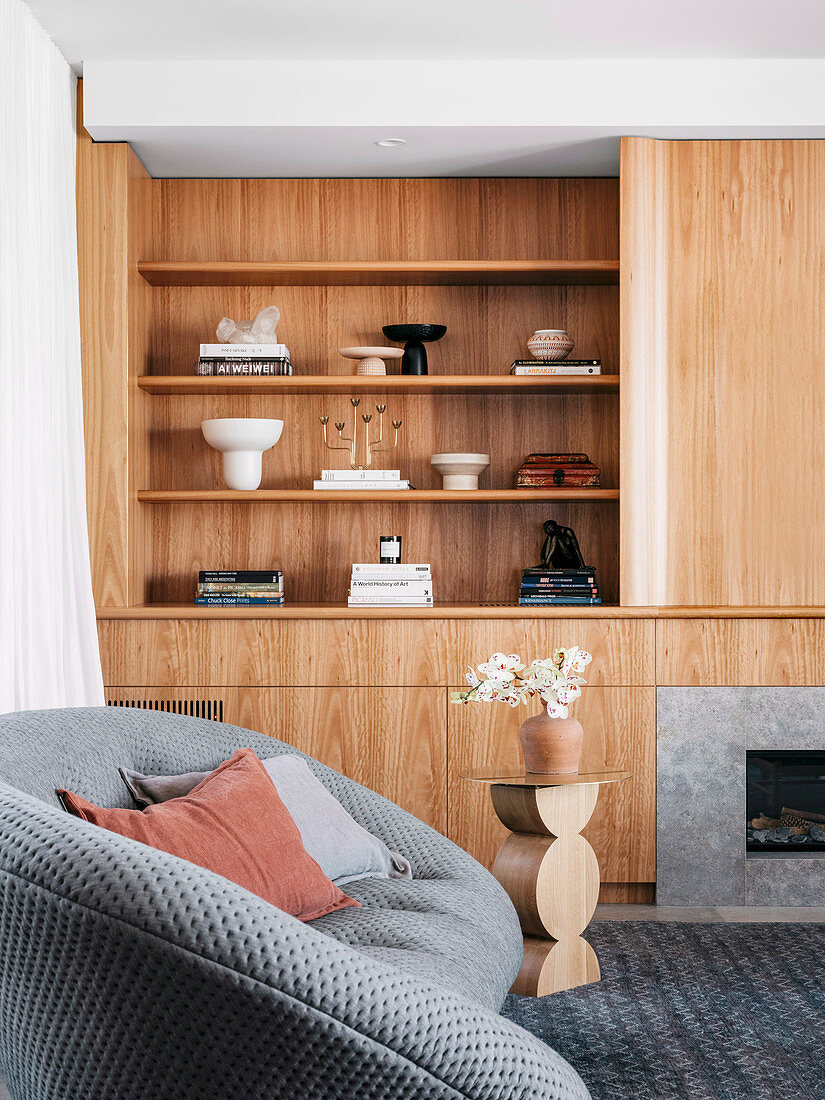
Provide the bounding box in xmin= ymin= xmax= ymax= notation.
xmin=518 ymin=596 xmax=602 ymax=605
xmin=520 ymin=580 xmax=598 ymax=590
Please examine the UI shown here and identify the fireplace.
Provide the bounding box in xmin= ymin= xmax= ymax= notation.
xmin=747 ymin=750 xmax=825 ymax=853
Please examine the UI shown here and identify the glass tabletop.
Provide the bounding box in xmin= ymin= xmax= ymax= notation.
xmin=460 ymin=768 xmax=631 ymax=788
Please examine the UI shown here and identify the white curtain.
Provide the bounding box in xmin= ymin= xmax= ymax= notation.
xmin=0 ymin=0 xmax=104 ymax=712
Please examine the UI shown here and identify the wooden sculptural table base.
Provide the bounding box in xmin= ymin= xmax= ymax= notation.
xmin=463 ymin=769 xmax=630 ymax=997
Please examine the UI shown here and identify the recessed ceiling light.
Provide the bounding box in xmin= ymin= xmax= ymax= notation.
xmin=375 ymin=138 xmax=406 ymax=148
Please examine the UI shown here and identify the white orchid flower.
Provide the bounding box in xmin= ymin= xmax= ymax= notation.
xmin=543 ymin=695 xmax=570 ymax=718
xmin=477 ymin=652 xmax=524 ymax=682
xmin=474 ymin=680 xmax=501 ymax=701
xmin=451 ymin=646 xmax=590 ymax=707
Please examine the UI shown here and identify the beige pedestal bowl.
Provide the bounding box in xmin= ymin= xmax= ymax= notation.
xmin=430 ymin=453 xmax=491 ymax=490
xmin=339 ymin=347 xmax=404 ymax=376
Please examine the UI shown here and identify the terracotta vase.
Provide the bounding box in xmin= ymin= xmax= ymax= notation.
xmin=519 ymin=706 xmax=584 ymax=774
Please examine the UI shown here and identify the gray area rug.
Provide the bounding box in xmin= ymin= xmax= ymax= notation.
xmin=502 ymin=922 xmax=825 ymax=1100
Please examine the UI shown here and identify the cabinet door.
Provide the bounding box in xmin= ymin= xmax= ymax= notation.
xmin=232 ymin=686 xmax=447 ymax=833
xmin=621 ymin=137 xmax=825 ymax=606
xmin=447 ymin=686 xmax=656 ymax=890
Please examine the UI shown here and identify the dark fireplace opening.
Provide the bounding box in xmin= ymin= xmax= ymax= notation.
xmin=747 ymin=750 xmax=825 ymax=852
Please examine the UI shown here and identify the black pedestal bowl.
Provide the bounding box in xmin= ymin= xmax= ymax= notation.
xmin=382 ymin=323 xmax=447 ymax=376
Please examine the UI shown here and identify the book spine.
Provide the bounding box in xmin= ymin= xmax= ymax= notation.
xmin=199 ymin=571 xmax=283 ymax=582
xmin=520 ymin=582 xmax=597 ymax=590
xmin=350 ymin=582 xmax=432 ymax=594
xmin=351 ymin=564 xmax=431 ymax=574
xmin=512 ymin=359 xmax=601 ymax=366
xmin=347 ymin=596 xmax=434 ymax=606
xmin=200 ymin=344 xmax=289 ymax=357
xmin=195 ymin=597 xmax=286 ymax=605
xmin=520 ymin=583 xmax=598 ymax=592
xmin=510 ymin=366 xmax=601 ymax=376
xmin=198 ymin=584 xmax=284 ymax=594
xmin=350 ymin=578 xmax=430 ymax=586
xmin=521 ymin=571 xmax=596 ymax=579
xmin=312 ymin=481 xmax=409 ymax=490
xmin=321 ymin=469 xmax=401 ymax=481
xmin=205 ymin=361 xmax=291 ymax=377
xmin=518 ymin=596 xmax=602 ymax=605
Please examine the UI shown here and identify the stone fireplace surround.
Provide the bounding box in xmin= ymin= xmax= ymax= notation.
xmin=657 ymin=688 xmax=825 ymax=906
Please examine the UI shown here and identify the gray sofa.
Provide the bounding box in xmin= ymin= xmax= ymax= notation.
xmin=0 ymin=707 xmax=589 ymax=1100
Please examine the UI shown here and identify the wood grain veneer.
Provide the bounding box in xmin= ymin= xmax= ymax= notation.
xmin=447 ymin=686 xmax=656 ymax=886
xmin=138 ymin=259 xmax=620 ymax=287
xmin=76 ymin=90 xmax=129 ymax=607
xmin=98 ymin=617 xmax=652 ymax=687
xmin=138 ymin=489 xmax=620 ymax=503
xmin=107 ymin=686 xmax=446 ymax=831
xmin=621 ymin=137 xmax=825 ymax=606
xmin=657 ymin=618 xmax=825 ymax=685
xmin=152 ymin=178 xmax=619 ymax=262
xmin=139 ymin=375 xmax=620 ymax=396
xmin=76 ymin=84 xmax=155 ymax=607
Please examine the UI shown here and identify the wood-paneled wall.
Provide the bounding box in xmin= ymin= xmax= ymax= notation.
xmin=621 ymin=137 xmax=825 ymax=607
xmin=76 ymin=86 xmax=154 ymax=607
xmin=101 ymin=615 xmax=656 ymax=900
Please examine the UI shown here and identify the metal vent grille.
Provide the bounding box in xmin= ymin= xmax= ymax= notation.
xmin=106 ymin=698 xmax=224 ymax=722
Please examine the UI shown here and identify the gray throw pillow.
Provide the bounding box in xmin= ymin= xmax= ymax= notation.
xmin=119 ymin=754 xmax=412 ymax=886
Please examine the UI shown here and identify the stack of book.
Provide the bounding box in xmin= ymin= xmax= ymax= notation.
xmin=195 ymin=570 xmax=285 ymax=605
xmin=313 ymin=470 xmax=410 ymax=491
xmin=196 ymin=344 xmax=292 ymax=376
xmin=510 ymin=359 xmax=601 ymax=376
xmin=348 ymin=563 xmax=433 ymax=607
xmin=516 ymin=453 xmax=601 ymax=488
xmin=519 ymin=568 xmax=601 ymax=606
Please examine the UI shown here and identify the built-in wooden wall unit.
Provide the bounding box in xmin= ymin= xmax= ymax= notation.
xmin=620 ymin=137 xmax=825 ymax=607
xmin=77 ymin=113 xmax=825 ymax=905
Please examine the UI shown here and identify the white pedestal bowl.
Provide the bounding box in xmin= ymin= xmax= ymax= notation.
xmin=201 ymin=418 xmax=284 ymax=490
xmin=339 ymin=347 xmax=404 ymax=376
xmin=430 ymin=452 xmax=491 ymax=490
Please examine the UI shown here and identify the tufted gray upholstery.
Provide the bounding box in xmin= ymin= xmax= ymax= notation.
xmin=0 ymin=707 xmax=589 ymax=1100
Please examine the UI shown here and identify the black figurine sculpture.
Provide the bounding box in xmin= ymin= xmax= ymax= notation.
xmin=539 ymin=519 xmax=587 ymax=570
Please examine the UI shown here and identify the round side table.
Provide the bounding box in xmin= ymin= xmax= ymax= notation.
xmin=461 ymin=768 xmax=631 ymax=997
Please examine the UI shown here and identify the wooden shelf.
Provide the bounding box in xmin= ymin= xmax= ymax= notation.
xmin=138 ymin=374 xmax=620 ymax=396
xmin=137 ymin=488 xmax=620 ymax=504
xmin=137 ymin=259 xmax=620 ymax=288
xmin=96 ymin=602 xmax=630 ymax=620
xmin=94 ymin=604 xmax=825 ymax=621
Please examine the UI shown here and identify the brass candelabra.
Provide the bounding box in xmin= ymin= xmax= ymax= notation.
xmin=319 ymin=398 xmax=403 ymax=470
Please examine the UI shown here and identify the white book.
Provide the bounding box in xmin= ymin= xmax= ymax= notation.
xmin=350 ymin=580 xmax=432 ymax=594
xmin=321 ymin=469 xmax=401 ymax=481
xmin=348 ymin=596 xmax=434 ymax=606
xmin=200 ymin=343 xmax=290 ymax=358
xmin=351 ymin=572 xmax=432 ymax=583
xmin=351 ymin=563 xmax=431 ymax=574
xmin=510 ymin=365 xmax=602 ymax=376
xmin=312 ymin=481 xmax=409 ymax=490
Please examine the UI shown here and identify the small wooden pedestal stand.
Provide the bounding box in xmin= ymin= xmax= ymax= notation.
xmin=462 ymin=768 xmax=631 ymax=997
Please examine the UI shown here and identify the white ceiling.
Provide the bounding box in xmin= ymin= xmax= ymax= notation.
xmin=25 ymin=0 xmax=825 ymax=177
xmin=25 ymin=0 xmax=825 ymax=67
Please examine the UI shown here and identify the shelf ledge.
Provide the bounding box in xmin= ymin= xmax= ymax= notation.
xmin=96 ymin=603 xmax=630 ymax=620
xmin=137 ymin=259 xmax=619 ymax=287
xmin=138 ymin=374 xmax=620 ymax=396
xmin=95 ymin=605 xmax=825 ymax=621
xmin=137 ymin=488 xmax=620 ymax=503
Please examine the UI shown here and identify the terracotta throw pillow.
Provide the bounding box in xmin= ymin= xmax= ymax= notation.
xmin=57 ymin=748 xmax=358 ymax=921
xmin=119 ymin=754 xmax=413 ymax=885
